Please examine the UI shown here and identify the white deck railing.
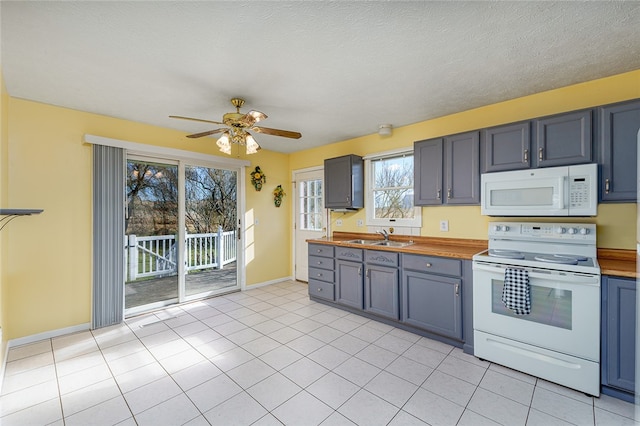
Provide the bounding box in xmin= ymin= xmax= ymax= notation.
xmin=126 ymin=226 xmax=237 ymax=281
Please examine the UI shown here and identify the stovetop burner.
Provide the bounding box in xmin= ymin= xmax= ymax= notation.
xmin=533 ymin=254 xmax=579 ymax=265
xmin=488 ymin=249 xmax=524 ymax=259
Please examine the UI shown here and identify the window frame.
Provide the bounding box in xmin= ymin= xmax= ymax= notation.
xmin=364 ymin=148 xmax=421 ymax=228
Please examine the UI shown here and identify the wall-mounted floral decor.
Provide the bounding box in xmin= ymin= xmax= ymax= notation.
xmin=250 ymin=166 xmax=266 ymax=191
xmin=273 ymin=185 xmax=286 ymax=207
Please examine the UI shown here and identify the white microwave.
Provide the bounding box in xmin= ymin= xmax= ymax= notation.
xmin=481 ymin=163 xmax=597 ymax=216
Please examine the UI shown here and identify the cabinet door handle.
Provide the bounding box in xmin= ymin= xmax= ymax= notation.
xmin=358 ymin=267 xmax=362 ymax=276
xmin=447 ymin=188 xmax=452 ymax=200
xmin=366 ymin=269 xmax=370 ymax=278
xmin=523 ymin=149 xmax=528 ymax=162
xmin=605 ymin=179 xmax=610 ymax=194
xmin=436 ymin=189 xmax=441 ymax=200
xmin=426 ymin=262 xmax=432 ymax=268
xmin=455 ymin=283 xmax=460 ymax=296
xmin=538 ymin=147 xmax=544 ymax=161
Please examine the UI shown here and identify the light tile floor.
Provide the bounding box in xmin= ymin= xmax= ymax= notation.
xmin=1 ymin=280 xmax=637 ymax=426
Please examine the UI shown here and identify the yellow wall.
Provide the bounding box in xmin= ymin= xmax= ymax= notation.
xmin=1 ymin=69 xmax=9 ymax=364
xmin=4 ymin=98 xmax=290 ymax=340
xmin=290 ymin=69 xmax=640 ymax=249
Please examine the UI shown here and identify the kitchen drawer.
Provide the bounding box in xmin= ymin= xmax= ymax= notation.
xmin=309 ymin=267 xmax=334 ymax=283
xmin=309 ymin=279 xmax=335 ymax=301
xmin=309 ymin=243 xmax=334 ymax=258
xmin=365 ymin=250 xmax=399 ymax=267
xmin=336 ymin=247 xmax=363 ymax=262
xmin=402 ymin=253 xmax=461 ymax=277
xmin=309 ymin=255 xmax=334 ymax=270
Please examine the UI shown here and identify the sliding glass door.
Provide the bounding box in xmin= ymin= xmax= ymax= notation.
xmin=125 ymin=156 xmax=239 ymax=315
xmin=184 ymin=165 xmax=238 ymax=297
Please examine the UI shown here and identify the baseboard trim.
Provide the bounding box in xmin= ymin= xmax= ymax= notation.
xmin=7 ymin=322 xmax=91 ymax=349
xmin=244 ymin=276 xmax=294 ymax=290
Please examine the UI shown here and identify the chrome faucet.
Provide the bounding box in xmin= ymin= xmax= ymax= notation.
xmin=377 ymin=229 xmax=389 ymax=240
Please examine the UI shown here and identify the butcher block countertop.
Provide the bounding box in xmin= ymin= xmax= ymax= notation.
xmin=309 ymin=232 xmax=637 ymax=279
xmin=308 ymin=232 xmax=487 ymax=260
xmin=598 ymin=249 xmax=637 ymax=279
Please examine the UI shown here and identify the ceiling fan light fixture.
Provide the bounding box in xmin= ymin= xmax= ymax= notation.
xmin=245 ymin=134 xmax=260 ymax=155
xmin=217 ymin=132 xmax=232 ymax=154
xmin=248 ymin=110 xmax=267 ymax=123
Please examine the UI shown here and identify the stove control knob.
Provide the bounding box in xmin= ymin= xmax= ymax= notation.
xmin=555 ymin=227 xmax=566 ymax=234
xmin=579 ymin=228 xmax=589 ymax=235
xmin=492 ymin=225 xmax=501 ymax=232
xmin=502 ymin=225 xmax=510 ymax=232
xmin=567 ymin=228 xmax=577 ymax=235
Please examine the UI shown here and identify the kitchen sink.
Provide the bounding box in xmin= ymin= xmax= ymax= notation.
xmin=344 ymin=239 xmax=413 ymax=247
xmin=344 ymin=239 xmax=379 ymax=245
xmin=374 ymin=241 xmax=413 ymax=247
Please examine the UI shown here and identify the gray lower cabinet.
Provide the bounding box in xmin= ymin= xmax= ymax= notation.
xmin=401 ymin=254 xmax=462 ymax=340
xmin=483 ymin=121 xmax=531 ymax=172
xmin=364 ymin=250 xmax=399 ymax=320
xmin=335 ymin=247 xmax=364 ymax=309
xmin=598 ymin=99 xmax=640 ymax=202
xmin=601 ymin=275 xmax=636 ymax=402
xmin=308 ymin=244 xmax=335 ymax=301
xmin=535 ymin=109 xmax=592 ymax=167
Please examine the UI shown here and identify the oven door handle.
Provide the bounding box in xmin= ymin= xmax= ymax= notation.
xmin=472 ymin=262 xmax=600 ymax=285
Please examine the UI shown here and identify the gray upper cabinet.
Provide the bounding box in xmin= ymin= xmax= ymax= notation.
xmin=414 ymin=131 xmax=480 ymax=206
xmin=483 ymin=121 xmax=531 ymax=172
xmin=414 ymin=138 xmax=443 ymax=205
xmin=598 ymin=99 xmax=640 ymax=202
xmin=535 ymin=109 xmax=593 ymax=167
xmin=445 ymin=131 xmax=480 ymax=204
xmin=324 ymin=154 xmax=363 ymax=209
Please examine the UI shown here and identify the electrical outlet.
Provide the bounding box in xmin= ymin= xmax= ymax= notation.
xmin=336 ymin=219 xmax=343 ymax=226
xmin=357 ymin=219 xmax=363 ymax=227
xmin=440 ymin=220 xmax=449 ymax=232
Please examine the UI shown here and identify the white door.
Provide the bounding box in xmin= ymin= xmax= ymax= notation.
xmin=293 ymin=168 xmax=325 ymax=282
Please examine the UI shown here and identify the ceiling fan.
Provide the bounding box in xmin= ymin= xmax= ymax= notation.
xmin=170 ymin=98 xmax=302 ymax=155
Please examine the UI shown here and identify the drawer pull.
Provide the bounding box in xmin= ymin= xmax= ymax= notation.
xmin=426 ymin=263 xmax=432 ymax=268
xmin=317 ymin=287 xmax=322 ymax=292
xmin=317 ymin=261 xmax=322 ymax=265
xmin=317 ymin=273 xmax=323 ymax=277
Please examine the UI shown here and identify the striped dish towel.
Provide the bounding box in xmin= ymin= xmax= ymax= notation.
xmin=501 ymin=268 xmax=531 ymax=315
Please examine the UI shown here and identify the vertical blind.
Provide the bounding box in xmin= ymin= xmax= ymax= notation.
xmin=92 ymin=144 xmax=125 ymax=329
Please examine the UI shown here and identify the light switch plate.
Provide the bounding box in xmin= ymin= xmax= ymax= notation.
xmin=440 ymin=220 xmax=449 ymax=232
xmin=357 ymin=219 xmax=363 ymax=227
xmin=336 ymin=219 xmax=343 ymax=226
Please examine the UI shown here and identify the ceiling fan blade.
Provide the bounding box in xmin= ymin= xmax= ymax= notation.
xmin=186 ymin=128 xmax=227 ymax=138
xmin=239 ymin=110 xmax=268 ymax=126
xmin=169 ymin=115 xmax=225 ymax=125
xmin=251 ymin=126 xmax=302 ymax=139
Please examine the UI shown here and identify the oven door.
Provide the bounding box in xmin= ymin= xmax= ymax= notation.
xmin=472 ymin=261 xmax=600 ymax=361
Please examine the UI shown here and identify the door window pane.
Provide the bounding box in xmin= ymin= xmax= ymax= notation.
xmin=300 ymin=179 xmax=323 ymax=231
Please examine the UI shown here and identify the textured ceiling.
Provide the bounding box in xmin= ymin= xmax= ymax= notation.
xmin=2 ymin=1 xmax=640 ymax=153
